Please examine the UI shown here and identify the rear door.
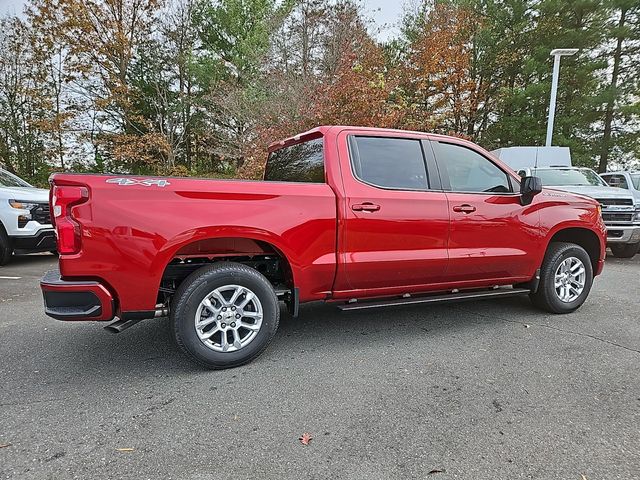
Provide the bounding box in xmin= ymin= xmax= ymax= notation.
xmin=336 ymin=131 xmax=450 ymax=293
xmin=430 ymin=139 xmax=540 ymax=283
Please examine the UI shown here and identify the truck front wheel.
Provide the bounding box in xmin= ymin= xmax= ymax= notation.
xmin=610 ymin=243 xmax=639 ymax=258
xmin=171 ymin=262 xmax=280 ymax=369
xmin=0 ymin=227 xmax=12 ymax=266
xmin=530 ymin=242 xmax=594 ymax=314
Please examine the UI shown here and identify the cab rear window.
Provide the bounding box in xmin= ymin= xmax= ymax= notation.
xmin=264 ymin=138 xmax=325 ymax=183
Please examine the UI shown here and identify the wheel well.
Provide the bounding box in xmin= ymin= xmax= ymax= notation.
xmin=548 ymin=228 xmax=600 ymax=271
xmin=158 ymin=237 xmax=294 ymax=304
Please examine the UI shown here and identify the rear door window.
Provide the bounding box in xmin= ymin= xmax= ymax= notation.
xmin=348 ymin=136 xmax=429 ymax=190
xmin=264 ymin=138 xmax=325 ymax=183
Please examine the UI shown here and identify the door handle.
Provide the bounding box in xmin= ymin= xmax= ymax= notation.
xmin=352 ymin=202 xmax=380 ymax=212
xmin=453 ymin=204 xmax=476 ymax=213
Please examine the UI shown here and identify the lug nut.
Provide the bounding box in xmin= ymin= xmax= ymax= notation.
xmin=231 ymin=322 xmax=236 ymax=328
xmin=221 ymin=323 xmax=226 ymax=328
xmin=235 ymin=314 xmax=241 ymax=319
xmin=231 ymin=306 xmax=236 ymax=311
xmin=222 ymin=307 xmax=227 ymax=312
xmin=217 ymin=315 xmax=222 ymax=320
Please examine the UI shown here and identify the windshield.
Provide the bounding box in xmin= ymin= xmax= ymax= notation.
xmin=631 ymin=174 xmax=640 ymax=190
xmin=0 ymin=169 xmax=32 ymax=188
xmin=533 ymin=168 xmax=607 ymax=187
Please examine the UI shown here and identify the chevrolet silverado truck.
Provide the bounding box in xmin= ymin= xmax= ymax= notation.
xmin=516 ymin=166 xmax=640 ymax=258
xmin=1 ymin=168 xmax=56 ymax=265
xmin=41 ymin=126 xmax=607 ymax=369
xmin=601 ymin=171 xmax=640 ymax=204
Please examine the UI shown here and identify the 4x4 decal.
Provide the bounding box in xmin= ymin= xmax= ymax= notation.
xmin=106 ymin=178 xmax=171 ymax=187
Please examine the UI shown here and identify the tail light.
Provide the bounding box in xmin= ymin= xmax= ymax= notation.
xmin=51 ymin=185 xmax=89 ymax=254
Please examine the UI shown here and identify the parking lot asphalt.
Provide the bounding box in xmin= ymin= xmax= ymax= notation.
xmin=0 ymin=254 xmax=639 ymax=480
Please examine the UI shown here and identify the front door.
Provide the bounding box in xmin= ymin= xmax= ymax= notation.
xmin=336 ymin=133 xmax=450 ymax=294
xmin=430 ymin=139 xmax=540 ymax=283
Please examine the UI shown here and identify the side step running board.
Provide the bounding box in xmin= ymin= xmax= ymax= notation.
xmin=338 ymin=287 xmax=530 ymax=311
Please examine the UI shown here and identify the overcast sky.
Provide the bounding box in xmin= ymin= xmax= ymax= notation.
xmin=0 ymin=0 xmax=24 ymax=16
xmin=0 ymin=0 xmax=405 ymax=41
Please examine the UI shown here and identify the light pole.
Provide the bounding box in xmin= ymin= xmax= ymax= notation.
xmin=545 ymin=48 xmax=578 ymax=147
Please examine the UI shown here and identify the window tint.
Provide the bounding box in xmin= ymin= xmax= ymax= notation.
xmin=535 ymin=168 xmax=606 ymax=187
xmin=349 ymin=136 xmax=428 ymax=190
xmin=264 ymin=138 xmax=324 ymax=183
xmin=603 ymin=174 xmax=629 ymax=189
xmin=433 ymin=142 xmax=512 ymax=193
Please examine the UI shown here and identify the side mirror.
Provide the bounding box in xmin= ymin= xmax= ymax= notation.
xmin=520 ymin=176 xmax=542 ymax=205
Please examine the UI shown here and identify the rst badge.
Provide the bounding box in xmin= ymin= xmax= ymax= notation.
xmin=106 ymin=178 xmax=171 ymax=187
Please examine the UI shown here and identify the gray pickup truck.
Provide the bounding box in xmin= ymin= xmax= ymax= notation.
xmin=601 ymin=171 xmax=640 ymax=204
xmin=517 ymin=166 xmax=640 ymax=258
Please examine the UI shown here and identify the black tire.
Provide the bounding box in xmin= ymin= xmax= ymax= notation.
xmin=0 ymin=226 xmax=13 ymax=266
xmin=171 ymin=262 xmax=280 ymax=369
xmin=530 ymin=242 xmax=594 ymax=314
xmin=610 ymin=243 xmax=639 ymax=258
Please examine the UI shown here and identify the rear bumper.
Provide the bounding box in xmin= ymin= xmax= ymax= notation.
xmin=40 ymin=270 xmax=115 ymax=321
xmin=606 ymin=225 xmax=640 ymax=244
xmin=12 ymin=229 xmax=56 ymax=252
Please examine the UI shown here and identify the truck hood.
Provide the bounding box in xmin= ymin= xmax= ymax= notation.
xmin=546 ymin=185 xmax=635 ymax=201
xmin=0 ymin=186 xmax=50 ymax=202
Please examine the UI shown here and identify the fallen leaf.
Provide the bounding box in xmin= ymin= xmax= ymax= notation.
xmin=0 ymin=444 xmax=11 ymax=449
xmin=299 ymin=433 xmax=312 ymax=446
xmin=116 ymin=448 xmax=134 ymax=452
xmin=581 ymin=475 xmax=588 ymax=480
xmin=428 ymin=469 xmax=445 ymax=475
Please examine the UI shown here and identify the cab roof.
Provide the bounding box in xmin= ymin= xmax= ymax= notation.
xmin=267 ymin=126 xmax=473 ymax=153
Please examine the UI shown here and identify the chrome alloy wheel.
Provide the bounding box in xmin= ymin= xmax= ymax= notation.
xmin=194 ymin=285 xmax=263 ymax=352
xmin=554 ymin=257 xmax=586 ymax=303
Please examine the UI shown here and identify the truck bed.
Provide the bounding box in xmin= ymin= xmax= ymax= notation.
xmin=52 ymin=174 xmax=338 ymax=313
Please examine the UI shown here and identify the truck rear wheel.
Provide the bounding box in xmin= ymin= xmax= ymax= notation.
xmin=610 ymin=243 xmax=639 ymax=258
xmin=170 ymin=262 xmax=280 ymax=369
xmin=530 ymin=242 xmax=593 ymax=314
xmin=0 ymin=227 xmax=13 ymax=266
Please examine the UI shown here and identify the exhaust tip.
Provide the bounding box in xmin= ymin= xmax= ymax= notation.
xmin=104 ymin=318 xmax=144 ymax=334
xmin=104 ymin=306 xmax=167 ymax=333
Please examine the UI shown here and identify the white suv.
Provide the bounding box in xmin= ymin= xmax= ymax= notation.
xmin=0 ymin=168 xmax=55 ymax=265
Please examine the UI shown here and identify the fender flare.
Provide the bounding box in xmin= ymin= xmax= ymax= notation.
xmin=541 ymin=221 xmax=605 ymax=266
xmin=150 ymin=225 xmax=301 ymax=288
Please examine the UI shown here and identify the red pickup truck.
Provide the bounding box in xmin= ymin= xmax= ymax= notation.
xmin=41 ymin=126 xmax=606 ymax=368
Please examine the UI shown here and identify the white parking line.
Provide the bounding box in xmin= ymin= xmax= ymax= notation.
xmin=0 ymin=276 xmax=21 ymax=280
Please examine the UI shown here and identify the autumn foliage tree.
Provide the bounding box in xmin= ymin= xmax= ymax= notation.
xmin=398 ymin=3 xmax=486 ymax=136
xmin=1 ymin=0 xmax=639 ymax=184
xmin=311 ymin=31 xmax=400 ymax=128
xmin=27 ymin=0 xmax=170 ymax=173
